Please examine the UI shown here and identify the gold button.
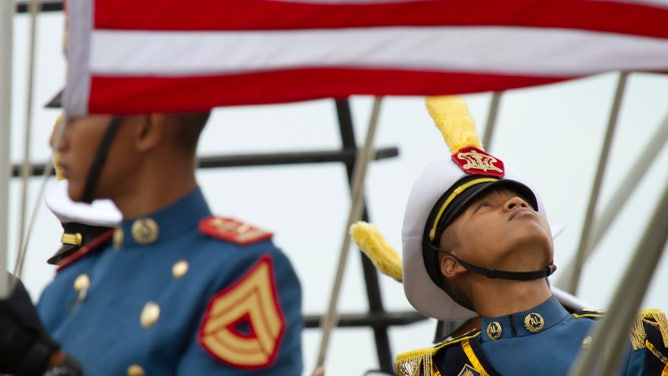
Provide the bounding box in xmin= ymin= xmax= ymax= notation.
xmin=132 ymin=218 xmax=159 ymax=245
xmin=140 ymin=301 xmax=160 ymax=328
xmin=486 ymin=321 xmax=502 ymax=340
xmin=73 ymin=274 xmax=90 ymax=292
xmin=172 ymin=260 xmax=189 ymax=279
xmin=113 ymin=228 xmax=124 ymax=250
xmin=524 ymin=312 xmax=545 ymax=333
xmin=127 ymin=364 xmax=145 ymax=376
xmin=582 ymin=336 xmax=592 ymax=349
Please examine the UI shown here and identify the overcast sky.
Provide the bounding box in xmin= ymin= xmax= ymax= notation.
xmin=6 ymin=11 xmax=668 ymax=376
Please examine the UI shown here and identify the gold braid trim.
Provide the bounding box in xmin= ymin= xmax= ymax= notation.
xmin=645 ymin=341 xmax=668 ymax=366
xmin=461 ymin=339 xmax=491 ymax=376
xmin=630 ymin=309 xmax=668 ymax=350
xmin=395 ymin=347 xmax=435 ymax=376
xmin=572 ymin=309 xmax=604 ymax=320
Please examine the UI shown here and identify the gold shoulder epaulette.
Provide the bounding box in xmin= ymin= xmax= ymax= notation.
xmin=395 ymin=347 xmax=436 ymax=376
xmin=572 ymin=308 xmax=605 ymax=320
xmin=395 ymin=330 xmax=481 ymax=376
xmin=199 ymin=216 xmax=273 ymax=245
xmin=630 ymin=308 xmax=668 ymax=351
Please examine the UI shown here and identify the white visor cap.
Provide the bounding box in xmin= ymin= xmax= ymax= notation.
xmin=401 ymin=153 xmax=549 ymax=321
xmin=45 ymin=180 xmax=121 ymax=227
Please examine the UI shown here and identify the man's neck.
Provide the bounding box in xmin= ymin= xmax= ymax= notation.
xmin=470 ymin=278 xmax=552 ymax=317
xmin=113 ymin=157 xmax=197 ymax=219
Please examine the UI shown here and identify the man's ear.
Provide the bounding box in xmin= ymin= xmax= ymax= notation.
xmin=440 ymin=254 xmax=466 ymax=278
xmin=134 ymin=115 xmax=164 ymax=152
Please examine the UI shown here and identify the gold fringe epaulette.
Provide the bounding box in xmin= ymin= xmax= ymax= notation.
xmin=395 ymin=330 xmax=481 ymax=376
xmin=630 ymin=308 xmax=668 ymax=351
xmin=395 ymin=347 xmax=437 ymax=376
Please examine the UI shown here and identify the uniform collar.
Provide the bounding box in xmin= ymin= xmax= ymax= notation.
xmin=480 ymin=295 xmax=569 ymax=342
xmin=113 ymin=187 xmax=211 ymax=249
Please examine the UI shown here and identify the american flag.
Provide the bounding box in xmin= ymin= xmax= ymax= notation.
xmin=64 ymin=0 xmax=668 ymax=116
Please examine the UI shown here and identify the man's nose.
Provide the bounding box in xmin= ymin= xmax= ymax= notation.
xmin=504 ymin=196 xmax=530 ymax=211
xmin=50 ymin=119 xmax=70 ymax=151
xmin=49 ymin=116 xmax=63 ymax=148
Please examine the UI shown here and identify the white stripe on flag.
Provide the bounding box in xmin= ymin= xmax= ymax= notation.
xmin=90 ymin=26 xmax=668 ymax=77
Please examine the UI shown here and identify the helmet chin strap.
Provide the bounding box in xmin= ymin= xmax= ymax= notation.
xmin=81 ymin=116 xmax=123 ymax=204
xmin=437 ymin=247 xmax=556 ymax=281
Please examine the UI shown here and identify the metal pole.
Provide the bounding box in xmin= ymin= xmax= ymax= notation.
xmin=14 ymin=0 xmax=41 ymax=280
xmin=555 ymin=109 xmax=668 ymax=289
xmin=482 ymin=92 xmax=502 ymax=150
xmin=589 ymin=111 xmax=668 ymax=249
xmin=336 ymin=99 xmax=394 ymax=372
xmin=0 ymin=0 xmax=15 ymax=298
xmin=566 ymin=72 xmax=628 ymax=294
xmin=569 ymin=178 xmax=668 ymax=376
xmin=316 ymin=97 xmax=383 ymax=371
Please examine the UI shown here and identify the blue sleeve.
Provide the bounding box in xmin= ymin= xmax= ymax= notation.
xmin=176 ymin=248 xmax=303 ymax=375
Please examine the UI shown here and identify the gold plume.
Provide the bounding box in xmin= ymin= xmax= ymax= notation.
xmin=426 ymin=96 xmax=482 ymax=153
xmin=350 ymin=221 xmax=402 ymax=282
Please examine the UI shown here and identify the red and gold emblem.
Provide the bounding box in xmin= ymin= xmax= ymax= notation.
xmin=452 ymin=146 xmax=504 ymax=178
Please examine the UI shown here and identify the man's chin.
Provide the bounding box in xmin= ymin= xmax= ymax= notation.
xmin=66 ymin=186 xmax=84 ymax=203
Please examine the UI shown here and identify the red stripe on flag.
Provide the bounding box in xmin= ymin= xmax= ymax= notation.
xmin=93 ymin=0 xmax=668 ymax=38
xmin=87 ymin=68 xmax=575 ymax=114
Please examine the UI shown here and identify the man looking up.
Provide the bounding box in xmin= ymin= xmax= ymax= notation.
xmin=390 ymin=96 xmax=667 ymax=375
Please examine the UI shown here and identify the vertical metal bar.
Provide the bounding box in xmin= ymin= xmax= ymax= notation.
xmin=0 ymin=0 xmax=15 ymax=298
xmin=14 ymin=0 xmax=41 ymax=280
xmin=566 ymin=72 xmax=628 ymax=294
xmin=482 ymin=92 xmax=502 ymax=150
xmin=335 ymin=99 xmax=394 ymax=373
xmin=569 ymin=179 xmax=668 ymax=376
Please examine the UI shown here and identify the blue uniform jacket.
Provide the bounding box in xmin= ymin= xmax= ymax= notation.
xmin=37 ymin=188 xmax=303 ymax=375
xmin=395 ymin=296 xmax=668 ymax=375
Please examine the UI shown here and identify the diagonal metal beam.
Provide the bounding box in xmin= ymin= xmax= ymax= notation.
xmin=315 ymin=98 xmax=394 ymax=374
xmin=569 ymin=178 xmax=668 ymax=376
xmin=565 ymin=72 xmax=628 ymax=295
xmin=555 ymin=108 xmax=668 ymax=289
